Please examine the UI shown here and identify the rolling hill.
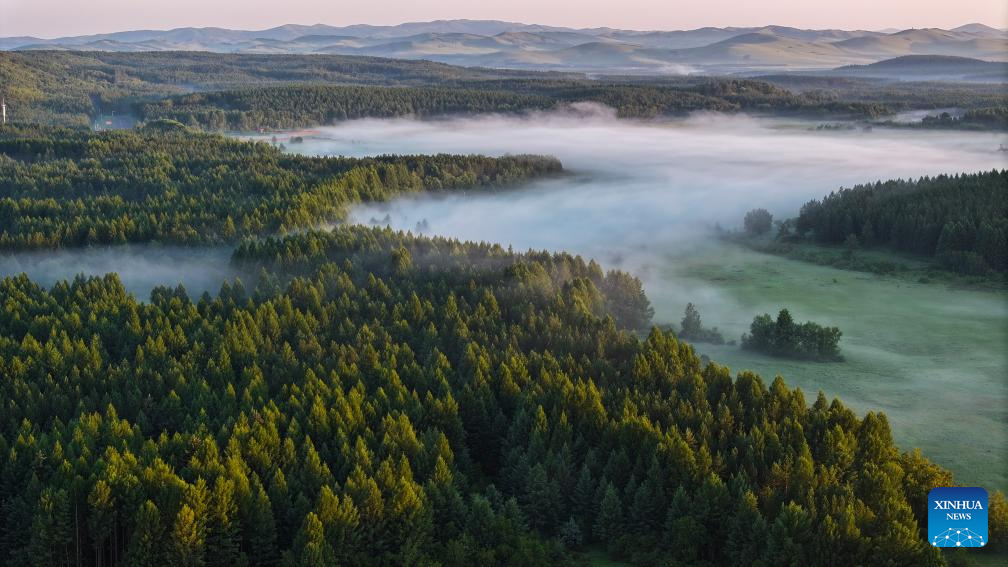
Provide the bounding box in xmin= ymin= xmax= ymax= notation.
xmin=834 ymin=28 xmax=1007 ymax=60
xmin=830 ymin=54 xmax=1008 ymax=82
xmin=3 ymin=20 xmax=1006 ymax=75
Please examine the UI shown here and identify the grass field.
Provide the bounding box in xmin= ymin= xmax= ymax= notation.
xmin=645 ymin=241 xmax=1008 ymax=493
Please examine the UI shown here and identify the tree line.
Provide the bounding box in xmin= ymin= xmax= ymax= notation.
xmin=793 ymin=170 xmax=1008 ymax=274
xmin=0 ymin=51 xmax=558 ymax=127
xmin=1 ymin=51 xmax=924 ymax=130
xmin=918 ymin=107 xmax=1008 ymax=130
xmin=135 ymin=86 xmax=557 ymax=131
xmin=136 ymin=79 xmax=904 ymax=131
xmin=0 ymin=124 xmax=561 ymax=249
xmin=0 ymin=224 xmax=1003 ymax=565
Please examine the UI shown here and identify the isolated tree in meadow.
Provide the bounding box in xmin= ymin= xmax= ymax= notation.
xmin=744 ymin=208 xmax=774 ymax=235
xmin=681 ymin=303 xmax=702 ymax=337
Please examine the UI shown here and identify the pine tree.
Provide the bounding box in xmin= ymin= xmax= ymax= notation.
xmin=558 ymin=517 xmax=583 ymax=550
xmin=127 ymin=501 xmax=166 ymax=567
xmin=206 ymin=477 xmax=243 ymax=567
xmin=246 ymin=484 xmax=278 ymax=567
xmin=571 ymin=464 xmax=596 ymax=534
xmin=88 ymin=480 xmax=115 ymax=567
xmin=593 ymin=482 xmax=622 ymax=545
xmin=294 ymin=513 xmax=332 ymax=566
xmin=171 ymin=504 xmax=206 ymax=567
xmin=764 ymin=502 xmax=812 ymax=567
xmin=725 ymin=491 xmax=767 ymax=565
xmin=681 ymin=303 xmax=702 ymax=337
xmin=29 ymin=488 xmax=73 ymax=567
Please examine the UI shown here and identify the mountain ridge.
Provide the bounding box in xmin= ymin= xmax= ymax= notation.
xmin=4 ymin=19 xmax=1006 ymax=75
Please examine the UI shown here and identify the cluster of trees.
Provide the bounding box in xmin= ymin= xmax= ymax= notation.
xmin=795 ymin=170 xmax=1008 ymax=274
xmin=761 ymin=75 xmax=1008 ymax=112
xmin=742 ymin=309 xmax=843 ymax=361
xmin=917 ymin=107 xmax=1008 ymax=130
xmin=677 ymin=303 xmax=725 ymax=345
xmin=2 ymin=224 xmax=1001 ymax=566
xmin=0 ymin=125 xmax=560 ymax=248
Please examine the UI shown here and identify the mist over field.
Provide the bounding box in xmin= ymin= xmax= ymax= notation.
xmin=287 ymin=111 xmax=1008 ymax=490
xmin=294 ymin=110 xmax=1008 ymax=260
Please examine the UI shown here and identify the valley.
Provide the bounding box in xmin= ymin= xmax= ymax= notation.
xmin=1 ymin=9 xmax=1006 ymax=564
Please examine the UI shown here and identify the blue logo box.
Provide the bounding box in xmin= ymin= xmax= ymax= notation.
xmin=928 ymin=487 xmax=988 ymax=548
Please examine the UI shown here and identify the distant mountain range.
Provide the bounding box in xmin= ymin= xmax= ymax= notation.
xmin=3 ymin=20 xmax=1006 ymax=75
xmin=829 ymin=55 xmax=1008 ymax=82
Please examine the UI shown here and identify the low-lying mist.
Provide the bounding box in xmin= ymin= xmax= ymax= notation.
xmin=293 ymin=110 xmax=1006 ymax=256
xmin=0 ymin=246 xmax=237 ymax=300
xmin=289 ymin=110 xmax=1008 ymax=490
xmin=313 ymin=111 xmax=1007 ymax=305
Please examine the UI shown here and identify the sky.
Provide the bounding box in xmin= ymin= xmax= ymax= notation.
xmin=3 ymin=0 xmax=1006 ymax=38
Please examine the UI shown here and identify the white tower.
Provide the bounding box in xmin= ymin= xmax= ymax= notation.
xmin=1 ymin=98 xmax=5 ymax=125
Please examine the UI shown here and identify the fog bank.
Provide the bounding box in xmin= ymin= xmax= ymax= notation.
xmin=293 ymin=111 xmax=1007 ymax=279
xmin=0 ymin=246 xmax=238 ymax=300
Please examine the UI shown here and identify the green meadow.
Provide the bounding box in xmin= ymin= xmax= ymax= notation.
xmin=646 ymin=241 xmax=1008 ymax=492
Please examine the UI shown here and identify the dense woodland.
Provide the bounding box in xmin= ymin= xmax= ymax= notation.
xmin=134 ymin=79 xmax=903 ymax=130
xmin=793 ymin=170 xmax=1008 ymax=274
xmin=1 ymin=48 xmax=1006 ymax=566
xmin=3 ymin=51 xmax=1003 ymax=132
xmin=917 ymin=107 xmax=1008 ymax=130
xmin=0 ymin=124 xmax=560 ymax=249
xmin=0 ymin=51 xmax=560 ymax=127
xmin=135 ymin=86 xmax=556 ymax=130
xmin=0 ymin=51 xmax=968 ymax=131
xmin=1 ymin=225 xmax=1004 ymax=566
xmin=756 ymin=75 xmax=1008 ymax=128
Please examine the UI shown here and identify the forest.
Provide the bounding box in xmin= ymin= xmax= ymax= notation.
xmin=135 ymin=86 xmax=557 ymax=130
xmin=917 ymin=107 xmax=1008 ymax=130
xmin=3 ymin=51 xmax=989 ymax=130
xmin=2 ymin=224 xmax=1004 ymax=566
xmin=792 ymin=170 xmax=1008 ymax=274
xmin=0 ymin=51 xmax=560 ymax=127
xmin=0 ymin=124 xmax=560 ymax=249
xmin=757 ymin=75 xmax=1008 ymax=109
xmin=1 ymin=48 xmax=1006 ymax=567
xmin=135 ymin=80 xmax=898 ymax=130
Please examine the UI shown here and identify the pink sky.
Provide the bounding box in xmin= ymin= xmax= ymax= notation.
xmin=3 ymin=0 xmax=1006 ymax=38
